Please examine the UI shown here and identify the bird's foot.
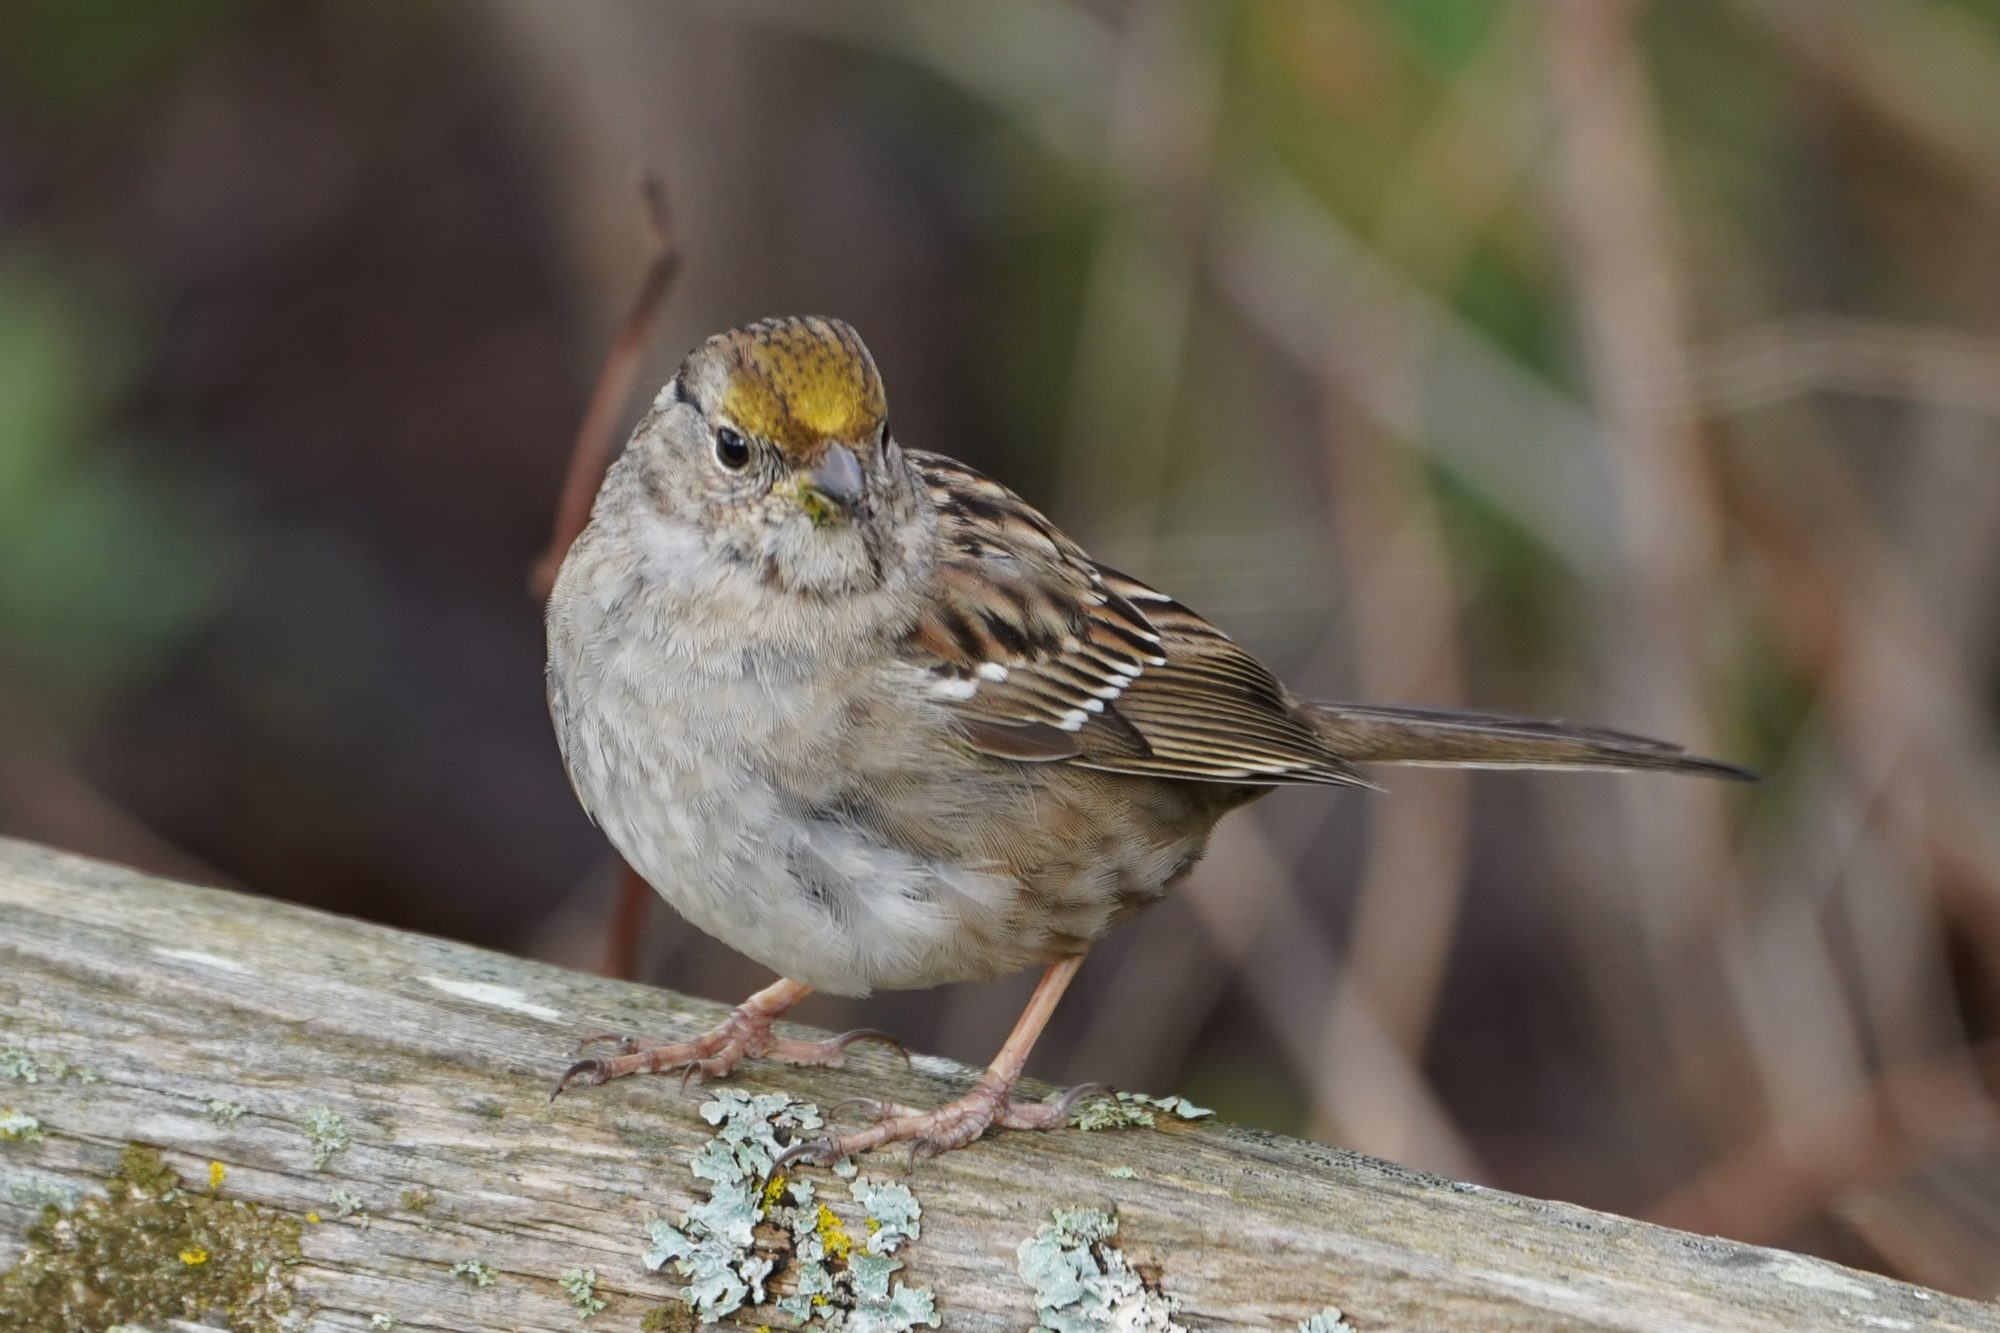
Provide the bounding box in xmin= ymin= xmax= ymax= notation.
xmin=551 ymin=1007 xmax=903 ymax=1098
xmin=775 ymin=1073 xmax=1104 ymax=1167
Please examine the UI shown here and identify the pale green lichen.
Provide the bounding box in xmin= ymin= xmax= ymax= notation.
xmin=0 ymin=1049 xmax=97 ymax=1086
xmin=450 ymin=1258 xmax=497 ymax=1287
xmin=641 ymin=1090 xmax=936 ymax=1330
xmin=853 ymin=1177 xmax=921 ymax=1255
xmin=1073 ymin=1092 xmax=1213 ymax=1133
xmin=205 ymin=1097 xmax=249 ymax=1124
xmin=301 ymin=1106 xmax=348 ymax=1169
xmin=0 ymin=1144 xmax=303 ymax=1332
xmin=642 ymin=1090 xmax=817 ymax=1317
xmin=0 ymin=1109 xmax=45 ymax=1144
xmin=787 ymin=1175 xmax=936 ymax=1330
xmin=370 ymin=1315 xmax=400 ymax=1329
xmin=6 ymin=1178 xmax=76 ymax=1209
xmin=1102 ymin=1166 xmax=1137 ymax=1180
xmin=329 ymin=1187 xmax=370 ymax=1229
xmin=1017 ymin=1206 xmax=1184 ymax=1332
xmin=560 ymin=1265 xmax=607 ymax=1319
xmin=1298 ymin=1309 xmax=1354 ymax=1332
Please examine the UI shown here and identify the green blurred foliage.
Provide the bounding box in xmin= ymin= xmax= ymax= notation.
xmin=0 ymin=256 xmax=243 ymax=729
xmin=0 ymin=0 xmax=259 ymax=119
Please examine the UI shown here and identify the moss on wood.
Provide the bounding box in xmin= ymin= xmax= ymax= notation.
xmin=0 ymin=1144 xmax=304 ymax=1333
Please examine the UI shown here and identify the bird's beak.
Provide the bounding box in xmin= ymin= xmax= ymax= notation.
xmin=784 ymin=442 xmax=866 ymax=526
xmin=809 ymin=443 xmax=865 ymax=508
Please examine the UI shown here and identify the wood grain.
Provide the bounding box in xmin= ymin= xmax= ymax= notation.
xmin=0 ymin=836 xmax=1992 ymax=1332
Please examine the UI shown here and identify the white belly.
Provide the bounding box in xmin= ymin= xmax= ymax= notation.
xmin=547 ymin=560 xmax=1029 ymax=995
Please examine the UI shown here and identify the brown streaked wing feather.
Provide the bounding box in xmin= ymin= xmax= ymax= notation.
xmin=901 ymin=452 xmax=1369 ymax=788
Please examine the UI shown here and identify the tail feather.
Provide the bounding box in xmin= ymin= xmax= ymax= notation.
xmin=1306 ymin=702 xmax=1757 ymax=782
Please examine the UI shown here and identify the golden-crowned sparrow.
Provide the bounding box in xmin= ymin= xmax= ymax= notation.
xmin=545 ymin=315 xmax=1750 ymax=1163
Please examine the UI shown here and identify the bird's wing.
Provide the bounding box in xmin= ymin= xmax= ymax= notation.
xmin=900 ymin=452 xmax=1368 ymax=788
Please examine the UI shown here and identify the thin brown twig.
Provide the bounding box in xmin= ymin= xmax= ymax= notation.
xmin=531 ymin=171 xmax=682 ymax=602
xmin=601 ymin=865 xmax=653 ymax=983
xmin=532 ymin=172 xmax=682 ymax=980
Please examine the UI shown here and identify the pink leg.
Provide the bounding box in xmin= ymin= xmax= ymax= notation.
xmin=777 ymin=955 xmax=1096 ymax=1165
xmin=551 ymin=977 xmax=903 ymax=1097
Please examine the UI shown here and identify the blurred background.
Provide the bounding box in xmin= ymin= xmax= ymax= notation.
xmin=4 ymin=0 xmax=2000 ymax=1297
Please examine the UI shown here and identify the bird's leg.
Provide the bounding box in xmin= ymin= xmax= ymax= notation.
xmin=552 ymin=977 xmax=904 ymax=1097
xmin=777 ymin=955 xmax=1092 ymax=1165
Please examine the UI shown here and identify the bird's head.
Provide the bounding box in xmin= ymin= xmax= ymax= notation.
xmin=621 ymin=316 xmax=919 ymax=595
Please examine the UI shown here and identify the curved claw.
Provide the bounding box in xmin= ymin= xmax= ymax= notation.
xmin=1036 ymin=1081 xmax=1110 ymax=1124
xmin=830 ymin=1028 xmax=911 ymax=1065
xmin=772 ymin=1137 xmax=840 ymax=1172
xmin=829 ymin=1094 xmax=924 ymax=1123
xmin=551 ymin=1057 xmax=612 ymax=1101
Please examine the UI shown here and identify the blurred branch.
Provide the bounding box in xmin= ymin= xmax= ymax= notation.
xmin=1052 ymin=0 xmax=1215 ymax=552
xmin=1540 ymin=0 xmax=1720 ymax=734
xmin=530 ymin=172 xmax=681 ymax=603
xmin=1213 ymin=172 xmax=1621 ymax=575
xmin=1700 ymin=421 xmax=2000 ymax=1263
xmin=1683 ymin=316 xmax=2000 ymax=419
xmin=531 ymin=172 xmax=681 ymax=982
xmin=1308 ymin=323 xmax=1473 ymax=1157
xmin=1736 ymin=444 xmax=2000 ymax=959
xmin=1541 ymin=0 xmax=1756 ymax=1149
xmin=1735 ymin=0 xmax=2000 ymax=216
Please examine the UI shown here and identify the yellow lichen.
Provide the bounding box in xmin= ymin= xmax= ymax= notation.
xmin=178 ymin=1247 xmax=208 ymax=1266
xmin=209 ymin=1161 xmax=226 ymax=1190
xmin=815 ymin=1203 xmax=853 ymax=1263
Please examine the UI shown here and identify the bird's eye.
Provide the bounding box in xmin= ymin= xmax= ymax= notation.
xmin=714 ymin=427 xmax=751 ymax=471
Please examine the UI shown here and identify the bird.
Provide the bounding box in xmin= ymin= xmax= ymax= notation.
xmin=543 ymin=314 xmax=1752 ymax=1164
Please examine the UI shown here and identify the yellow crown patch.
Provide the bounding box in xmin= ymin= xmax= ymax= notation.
xmin=718 ymin=317 xmax=886 ymax=452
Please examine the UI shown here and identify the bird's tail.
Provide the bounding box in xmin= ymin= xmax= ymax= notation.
xmin=1305 ymin=702 xmax=1756 ymax=781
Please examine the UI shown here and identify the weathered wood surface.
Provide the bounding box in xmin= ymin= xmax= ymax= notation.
xmin=0 ymin=836 xmax=1992 ymax=1333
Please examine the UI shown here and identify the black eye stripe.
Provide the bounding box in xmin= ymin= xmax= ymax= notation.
xmin=715 ymin=426 xmax=751 ymax=470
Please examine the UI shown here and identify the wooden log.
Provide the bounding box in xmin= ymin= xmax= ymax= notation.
xmin=0 ymin=835 xmax=1990 ymax=1332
